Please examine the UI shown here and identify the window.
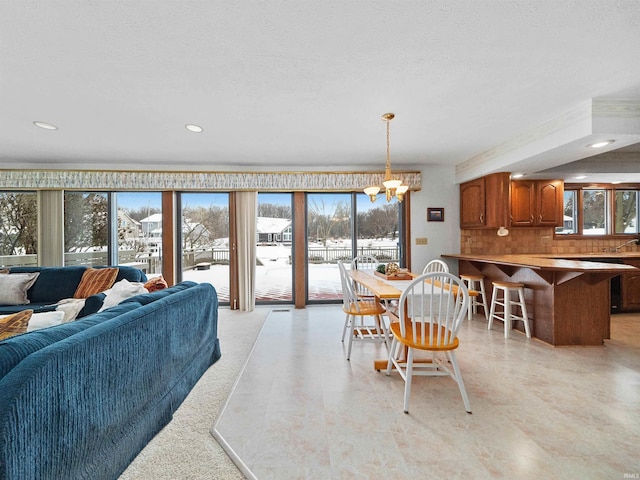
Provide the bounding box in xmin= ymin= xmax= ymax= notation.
xmin=556 ymin=190 xmax=577 ymax=235
xmin=179 ymin=192 xmax=230 ymax=304
xmin=256 ymin=193 xmax=293 ymax=303
xmin=0 ymin=191 xmax=38 ymax=266
xmin=582 ymin=189 xmax=607 ymax=235
xmin=64 ymin=192 xmax=109 ymax=266
xmin=306 ymin=192 xmax=403 ymax=303
xmin=615 ymin=190 xmax=638 ymax=234
xmin=115 ymin=192 xmax=162 ymax=274
xmin=557 ymin=186 xmax=640 ymax=237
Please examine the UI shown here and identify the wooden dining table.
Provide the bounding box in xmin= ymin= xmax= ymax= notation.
xmin=347 ymin=269 xmax=477 ymax=370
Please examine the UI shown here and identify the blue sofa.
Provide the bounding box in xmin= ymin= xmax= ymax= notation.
xmin=0 ymin=265 xmax=147 ymax=317
xmin=0 ymin=280 xmax=220 ymax=480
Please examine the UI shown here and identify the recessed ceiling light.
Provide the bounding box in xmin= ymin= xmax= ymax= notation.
xmin=185 ymin=124 xmax=203 ymax=133
xmin=611 ymin=181 xmax=622 ymax=184
xmin=587 ymin=140 xmax=614 ymax=148
xmin=33 ymin=121 xmax=58 ymax=130
xmin=511 ymin=173 xmax=524 ymax=179
xmin=574 ymin=175 xmax=588 ymax=180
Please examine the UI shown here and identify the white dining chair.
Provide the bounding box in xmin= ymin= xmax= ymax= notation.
xmin=337 ymin=260 xmax=388 ymax=360
xmin=386 ymin=271 xmax=471 ymax=414
xmin=422 ymin=259 xmax=449 ymax=274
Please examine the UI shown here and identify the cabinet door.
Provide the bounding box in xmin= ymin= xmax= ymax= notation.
xmin=536 ymin=180 xmax=564 ymax=226
xmin=460 ymin=178 xmax=485 ymax=228
xmin=622 ymin=260 xmax=640 ymax=311
xmin=622 ymin=272 xmax=640 ymax=311
xmin=510 ymin=181 xmax=535 ymax=226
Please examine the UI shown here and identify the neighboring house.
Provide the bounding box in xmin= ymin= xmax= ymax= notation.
xmin=117 ymin=210 xmax=142 ymax=240
xmin=139 ymin=214 xmax=163 ymax=238
xmin=257 ymin=217 xmax=292 ymax=244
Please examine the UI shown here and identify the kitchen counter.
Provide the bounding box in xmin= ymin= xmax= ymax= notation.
xmin=442 ymin=253 xmax=639 ymax=346
xmin=443 ymin=253 xmax=638 ymax=273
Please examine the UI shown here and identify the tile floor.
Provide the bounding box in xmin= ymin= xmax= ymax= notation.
xmin=213 ymin=307 xmax=640 ymax=479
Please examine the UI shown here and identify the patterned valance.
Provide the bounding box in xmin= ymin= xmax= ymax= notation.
xmin=0 ymin=170 xmax=421 ymax=192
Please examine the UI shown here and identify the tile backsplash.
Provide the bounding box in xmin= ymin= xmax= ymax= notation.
xmin=461 ymin=228 xmax=640 ymax=255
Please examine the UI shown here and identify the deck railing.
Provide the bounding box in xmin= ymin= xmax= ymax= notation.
xmin=0 ymin=245 xmax=400 ymax=272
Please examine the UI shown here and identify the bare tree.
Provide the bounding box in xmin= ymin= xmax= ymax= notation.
xmin=0 ymin=192 xmax=38 ymax=255
xmin=308 ymin=198 xmax=348 ymax=245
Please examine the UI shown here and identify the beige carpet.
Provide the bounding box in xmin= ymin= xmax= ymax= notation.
xmin=119 ymin=307 xmax=270 ymax=480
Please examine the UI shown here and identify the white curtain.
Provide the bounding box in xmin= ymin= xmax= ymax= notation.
xmin=236 ymin=191 xmax=257 ymax=311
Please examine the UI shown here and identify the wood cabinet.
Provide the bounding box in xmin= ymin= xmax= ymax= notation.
xmin=510 ymin=179 xmax=563 ymax=227
xmin=622 ymin=259 xmax=640 ymax=311
xmin=460 ymin=173 xmax=510 ymax=229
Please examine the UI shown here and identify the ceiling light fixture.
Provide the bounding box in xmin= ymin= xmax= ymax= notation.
xmin=185 ymin=124 xmax=203 ymax=133
xmin=574 ymin=175 xmax=588 ymax=180
xmin=511 ymin=173 xmax=524 ymax=179
xmin=363 ymin=113 xmax=408 ymax=203
xmin=33 ymin=121 xmax=58 ymax=130
xmin=587 ymin=140 xmax=614 ymax=148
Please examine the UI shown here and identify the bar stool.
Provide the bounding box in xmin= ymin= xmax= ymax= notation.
xmin=488 ymin=281 xmax=531 ymax=338
xmin=460 ymin=274 xmax=489 ymax=322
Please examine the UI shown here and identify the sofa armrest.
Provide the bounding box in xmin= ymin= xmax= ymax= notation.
xmin=77 ymin=293 xmax=106 ymax=319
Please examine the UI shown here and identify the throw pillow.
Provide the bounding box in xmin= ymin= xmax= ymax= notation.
xmin=0 ymin=272 xmax=40 ymax=305
xmin=98 ymin=279 xmax=147 ymax=312
xmin=0 ymin=269 xmax=10 ymax=274
xmin=27 ymin=310 xmax=66 ymax=332
xmin=144 ymin=275 xmax=168 ymax=292
xmin=0 ymin=309 xmax=34 ymax=340
xmin=73 ymin=267 xmax=119 ymax=298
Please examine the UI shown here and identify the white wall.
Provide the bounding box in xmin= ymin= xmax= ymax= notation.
xmin=409 ymin=165 xmax=460 ymax=274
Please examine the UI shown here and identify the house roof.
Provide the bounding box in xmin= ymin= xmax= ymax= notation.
xmin=257 ymin=217 xmax=291 ymax=234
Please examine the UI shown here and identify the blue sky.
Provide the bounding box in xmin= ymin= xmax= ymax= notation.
xmin=116 ymin=192 xmax=229 ymax=210
xmin=116 ymin=192 xmax=386 ymax=211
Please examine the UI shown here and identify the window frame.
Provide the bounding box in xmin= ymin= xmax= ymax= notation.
xmin=555 ymin=183 xmax=640 ymax=239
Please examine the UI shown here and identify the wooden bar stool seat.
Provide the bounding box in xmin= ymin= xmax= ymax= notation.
xmin=460 ymin=274 xmax=489 ymax=321
xmin=488 ymin=281 xmax=531 ymax=338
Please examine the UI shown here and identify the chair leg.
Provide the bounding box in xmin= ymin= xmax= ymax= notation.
xmin=346 ymin=314 xmax=356 ymax=360
xmin=488 ymin=287 xmax=497 ymax=330
xmin=479 ymin=281 xmax=489 ymax=320
xmin=518 ymin=287 xmax=532 ymax=338
xmin=386 ymin=338 xmax=398 ymax=375
xmin=341 ymin=313 xmax=349 ymax=342
xmin=447 ymin=351 xmax=472 ymax=413
xmin=504 ymin=289 xmax=511 ymax=338
xmin=403 ymin=348 xmax=414 ymax=414
xmin=376 ymin=314 xmax=390 ymax=348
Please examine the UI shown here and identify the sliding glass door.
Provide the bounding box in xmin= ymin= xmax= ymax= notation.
xmin=255 ymin=193 xmax=293 ymax=304
xmin=179 ymin=192 xmax=231 ymax=305
xmin=306 ymin=192 xmax=402 ymax=303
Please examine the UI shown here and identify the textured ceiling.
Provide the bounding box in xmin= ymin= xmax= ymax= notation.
xmin=1 ymin=1 xmax=640 ymax=183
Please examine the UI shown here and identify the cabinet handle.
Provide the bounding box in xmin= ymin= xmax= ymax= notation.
xmin=480 ymin=213 xmax=484 ymax=223
xmin=530 ymin=215 xmax=534 ymax=223
xmin=539 ymin=214 xmax=542 ymax=222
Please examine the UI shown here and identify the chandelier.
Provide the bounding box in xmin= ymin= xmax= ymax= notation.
xmin=363 ymin=113 xmax=409 ymax=203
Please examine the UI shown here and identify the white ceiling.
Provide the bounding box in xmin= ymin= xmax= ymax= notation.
xmin=2 ymin=1 xmax=640 ymax=184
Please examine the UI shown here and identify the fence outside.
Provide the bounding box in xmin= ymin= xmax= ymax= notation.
xmin=0 ymin=245 xmax=400 ymax=272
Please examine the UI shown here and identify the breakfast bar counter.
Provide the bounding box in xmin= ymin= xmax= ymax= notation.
xmin=442 ymin=253 xmax=639 ymax=346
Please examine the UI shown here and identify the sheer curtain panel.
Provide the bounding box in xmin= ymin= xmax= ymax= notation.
xmin=236 ymin=191 xmax=257 ymax=311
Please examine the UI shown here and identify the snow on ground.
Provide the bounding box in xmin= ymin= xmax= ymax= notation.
xmin=182 ymin=238 xmax=399 ymax=303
